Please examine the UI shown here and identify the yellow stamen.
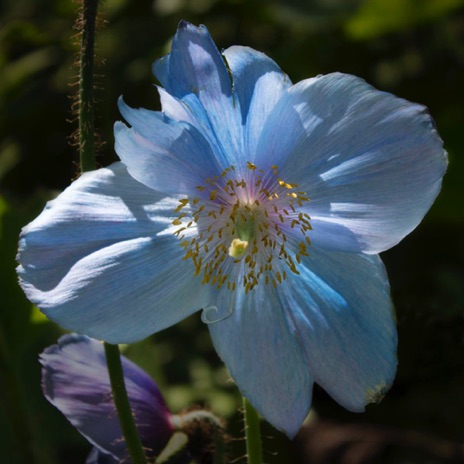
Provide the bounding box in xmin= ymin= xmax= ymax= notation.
xmin=171 ymin=161 xmax=311 ymax=291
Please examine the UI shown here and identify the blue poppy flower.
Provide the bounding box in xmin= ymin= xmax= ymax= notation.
xmin=40 ymin=334 xmax=174 ymax=463
xmin=19 ymin=21 xmax=447 ymax=437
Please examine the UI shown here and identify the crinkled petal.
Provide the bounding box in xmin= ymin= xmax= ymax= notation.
xmin=18 ymin=163 xmax=171 ymax=290
xmin=278 ymin=247 xmax=397 ymax=412
xmin=222 ymin=45 xmax=289 ymax=121
xmin=153 ymin=21 xmax=231 ymax=102
xmin=207 ymin=281 xmax=313 ymax=438
xmin=257 ymin=73 xmax=447 ymax=253
xmin=157 ymin=86 xmax=197 ymax=126
xmin=115 ymin=100 xmax=221 ymax=195
xmin=253 ymin=75 xmax=319 ymax=170
xmin=156 ymin=40 xmax=292 ymax=169
xmin=20 ymin=236 xmax=210 ymax=344
xmin=222 ymin=45 xmax=292 ymax=163
xmin=17 ymin=163 xmax=212 ymax=343
xmin=156 ymin=87 xmax=232 ymax=169
xmin=152 ymin=21 xmax=243 ymax=167
xmin=41 ymin=334 xmax=173 ymax=461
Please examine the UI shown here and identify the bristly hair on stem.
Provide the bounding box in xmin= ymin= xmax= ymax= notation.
xmin=69 ymin=0 xmax=106 ymax=174
xmin=71 ymin=3 xmax=150 ymax=462
xmin=243 ymin=398 xmax=263 ymax=464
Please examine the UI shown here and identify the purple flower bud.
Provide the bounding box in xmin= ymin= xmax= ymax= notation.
xmin=40 ymin=334 xmax=174 ymax=462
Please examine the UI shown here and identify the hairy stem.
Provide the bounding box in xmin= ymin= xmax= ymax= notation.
xmin=243 ymin=397 xmax=263 ymax=464
xmin=78 ymin=0 xmax=98 ymax=172
xmin=75 ymin=1 xmax=147 ymax=462
xmin=104 ymin=343 xmax=148 ymax=464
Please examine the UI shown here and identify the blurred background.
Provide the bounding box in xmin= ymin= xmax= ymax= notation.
xmin=1 ymin=0 xmax=464 ymax=462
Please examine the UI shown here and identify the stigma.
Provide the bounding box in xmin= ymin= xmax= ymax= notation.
xmin=172 ymin=162 xmax=311 ymax=293
xmin=228 ymin=238 xmax=249 ymax=258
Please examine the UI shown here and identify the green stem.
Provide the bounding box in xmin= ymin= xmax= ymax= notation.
xmin=213 ymin=428 xmax=225 ymax=464
xmin=104 ymin=343 xmax=148 ymax=464
xmin=243 ymin=397 xmax=263 ymax=464
xmin=79 ymin=0 xmax=98 ymax=172
xmin=76 ymin=1 xmax=147 ymax=462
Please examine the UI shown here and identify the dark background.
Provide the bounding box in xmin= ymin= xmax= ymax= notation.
xmin=1 ymin=0 xmax=463 ymax=462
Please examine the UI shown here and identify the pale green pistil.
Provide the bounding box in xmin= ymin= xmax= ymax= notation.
xmin=171 ymin=162 xmax=312 ymax=293
xmin=228 ymin=238 xmax=249 ymax=258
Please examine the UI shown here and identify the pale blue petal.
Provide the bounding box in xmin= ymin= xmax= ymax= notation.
xmin=157 ymin=86 xmax=197 ymax=126
xmin=253 ymin=75 xmax=320 ymax=170
xmin=222 ymin=46 xmax=292 ymax=162
xmin=152 ymin=21 xmax=232 ymax=104
xmin=208 ymin=279 xmax=313 ymax=438
xmin=156 ymin=88 xmax=232 ymax=169
xmin=257 ymin=73 xmax=447 ymax=253
xmin=115 ymin=101 xmax=221 ymax=195
xmin=278 ymin=247 xmax=397 ymax=412
xmin=18 ymin=164 xmax=212 ymax=343
xmin=157 ymin=45 xmax=291 ymax=169
xmin=222 ymin=45 xmax=290 ymax=123
xmin=18 ymin=163 xmax=171 ymax=291
xmin=153 ymin=55 xmax=169 ymax=89
xmin=20 ymin=235 xmax=210 ymax=344
xmin=41 ymin=334 xmax=173 ymax=460
xmin=152 ymin=21 xmax=243 ymax=167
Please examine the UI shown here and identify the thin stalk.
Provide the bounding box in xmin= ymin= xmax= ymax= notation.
xmin=78 ymin=0 xmax=98 ymax=172
xmin=243 ymin=397 xmax=263 ymax=464
xmin=213 ymin=427 xmax=225 ymax=464
xmin=76 ymin=2 xmax=147 ymax=462
xmin=104 ymin=343 xmax=148 ymax=464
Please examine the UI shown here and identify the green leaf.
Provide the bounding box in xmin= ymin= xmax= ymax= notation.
xmin=345 ymin=0 xmax=464 ymax=39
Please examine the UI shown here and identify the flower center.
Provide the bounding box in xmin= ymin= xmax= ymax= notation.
xmin=172 ymin=162 xmax=311 ymax=293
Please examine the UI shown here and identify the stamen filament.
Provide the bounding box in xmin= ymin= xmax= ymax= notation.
xmin=172 ymin=162 xmax=311 ymax=292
